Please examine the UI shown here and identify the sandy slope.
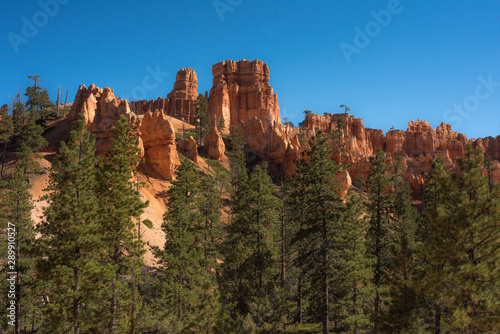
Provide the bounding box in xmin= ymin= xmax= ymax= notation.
xmin=26 ymin=114 xmax=227 ymax=266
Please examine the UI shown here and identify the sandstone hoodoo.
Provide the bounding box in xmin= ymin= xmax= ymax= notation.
xmin=140 ymin=109 xmax=180 ymax=180
xmin=204 ymin=116 xmax=225 ymax=161
xmin=130 ymin=67 xmax=198 ymax=123
xmin=68 ymin=83 xmax=142 ymax=156
xmin=208 ymin=59 xmax=300 ymax=176
xmin=179 ymin=135 xmax=199 ymax=163
xmin=208 ymin=59 xmax=281 ymax=133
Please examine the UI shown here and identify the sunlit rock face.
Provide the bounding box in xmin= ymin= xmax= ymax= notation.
xmin=301 ymin=113 xmax=500 ymax=197
xmin=140 ymin=110 xmax=180 ymax=180
xmin=209 ymin=59 xmax=281 ymax=134
xmin=130 ymin=67 xmax=198 ymax=123
xmin=68 ymin=84 xmax=143 ymax=157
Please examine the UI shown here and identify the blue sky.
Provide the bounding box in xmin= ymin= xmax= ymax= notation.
xmin=1 ymin=0 xmax=499 ymax=139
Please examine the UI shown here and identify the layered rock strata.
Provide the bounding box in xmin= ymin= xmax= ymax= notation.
xmin=301 ymin=113 xmax=500 ymax=195
xmin=140 ymin=110 xmax=180 ymax=180
xmin=130 ymin=68 xmax=198 ymax=123
xmin=68 ymin=83 xmax=142 ymax=156
xmin=69 ymin=84 xmax=179 ymax=180
xmin=204 ymin=117 xmax=225 ymax=161
xmin=179 ymin=135 xmax=199 ymax=163
xmin=209 ymin=59 xmax=281 ymax=133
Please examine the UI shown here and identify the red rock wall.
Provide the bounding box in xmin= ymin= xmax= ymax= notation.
xmin=68 ymin=83 xmax=142 ymax=156
xmin=130 ymin=68 xmax=198 ymax=123
xmin=209 ymin=59 xmax=281 ymax=133
xmin=301 ymin=113 xmax=500 ymax=196
xmin=69 ymin=84 xmax=179 ymax=180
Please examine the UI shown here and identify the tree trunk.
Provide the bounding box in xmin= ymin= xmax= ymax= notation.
xmin=14 ymin=244 xmax=20 ymax=334
xmin=281 ymin=213 xmax=286 ymax=286
xmin=297 ymin=276 xmax=303 ymax=324
xmin=1 ymin=142 xmax=7 ymax=179
xmin=434 ymin=306 xmax=441 ymax=334
xmin=130 ymin=258 xmax=136 ymax=334
xmin=323 ymin=219 xmax=329 ymax=334
xmin=109 ymin=281 xmax=117 ymax=334
xmin=73 ymin=267 xmax=81 ymax=334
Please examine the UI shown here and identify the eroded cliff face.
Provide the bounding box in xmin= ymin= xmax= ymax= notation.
xmin=68 ymin=83 xmax=143 ymax=157
xmin=208 ymin=59 xmax=300 ymax=176
xmin=301 ymin=113 xmax=500 ymax=195
xmin=209 ymin=59 xmax=281 ymax=134
xmin=130 ymin=68 xmax=198 ymax=123
xmin=69 ymin=84 xmax=180 ymax=180
xmin=140 ymin=110 xmax=180 ymax=180
xmin=67 ymin=60 xmax=500 ymax=196
xmin=204 ymin=116 xmax=225 ymax=161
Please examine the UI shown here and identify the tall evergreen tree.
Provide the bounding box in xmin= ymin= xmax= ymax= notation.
xmin=96 ymin=115 xmax=147 ymax=333
xmin=12 ymin=91 xmax=27 ymax=132
xmin=24 ymin=75 xmax=54 ymax=125
xmin=221 ymin=162 xmax=282 ymax=331
xmin=36 ymin=114 xmax=104 ymax=333
xmin=288 ymin=131 xmax=373 ymax=333
xmin=380 ymin=157 xmax=420 ymax=332
xmin=0 ymin=163 xmax=37 ymax=334
xmin=420 ymin=146 xmax=500 ymax=333
xmin=413 ymin=155 xmax=448 ymax=333
xmin=153 ymin=159 xmax=222 ymax=331
xmin=365 ymin=149 xmax=393 ymax=328
xmin=15 ymin=117 xmax=48 ymax=175
xmin=0 ymin=108 xmax=13 ymax=178
xmin=194 ymin=94 xmax=209 ymax=146
xmin=330 ymin=196 xmax=374 ymax=333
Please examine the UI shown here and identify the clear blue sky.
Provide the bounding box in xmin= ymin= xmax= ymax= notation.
xmin=1 ymin=0 xmax=499 ymax=139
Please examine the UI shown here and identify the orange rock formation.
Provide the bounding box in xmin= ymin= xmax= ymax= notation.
xmin=68 ymin=84 xmax=142 ymax=156
xmin=301 ymin=113 xmax=500 ymax=196
xmin=204 ymin=117 xmax=225 ymax=161
xmin=69 ymin=84 xmax=180 ymax=180
xmin=140 ymin=110 xmax=180 ymax=180
xmin=68 ymin=60 xmax=500 ymax=198
xmin=130 ymin=68 xmax=198 ymax=123
xmin=209 ymin=59 xmax=281 ymax=134
xmin=179 ymin=135 xmax=199 ymax=163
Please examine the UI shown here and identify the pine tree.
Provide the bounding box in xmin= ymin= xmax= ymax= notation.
xmin=24 ymin=75 xmax=54 ymax=125
xmin=0 ymin=108 xmax=13 ymax=178
xmin=380 ymin=156 xmax=420 ymax=332
xmin=289 ymin=130 xmax=374 ymax=333
xmin=15 ymin=117 xmax=48 ymax=175
xmin=35 ymin=114 xmax=104 ymax=333
xmin=96 ymin=115 xmax=147 ymax=333
xmin=153 ymin=159 xmax=220 ymax=330
xmin=194 ymin=94 xmax=209 ymax=146
xmin=420 ymin=146 xmax=500 ymax=333
xmin=12 ymin=91 xmax=27 ymax=132
xmin=330 ymin=195 xmax=374 ymax=334
xmin=413 ymin=155 xmax=448 ymax=333
xmin=221 ymin=162 xmax=282 ymax=330
xmin=365 ymin=149 xmax=393 ymax=328
xmin=0 ymin=163 xmax=37 ymax=334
